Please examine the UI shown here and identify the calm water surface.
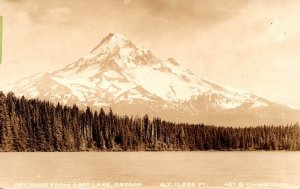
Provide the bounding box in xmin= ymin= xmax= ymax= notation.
xmin=0 ymin=152 xmax=299 ymax=189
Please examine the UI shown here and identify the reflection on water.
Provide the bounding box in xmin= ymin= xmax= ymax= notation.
xmin=0 ymin=152 xmax=299 ymax=189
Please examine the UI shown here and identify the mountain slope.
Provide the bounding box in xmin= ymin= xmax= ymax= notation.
xmin=4 ymin=33 xmax=300 ymax=126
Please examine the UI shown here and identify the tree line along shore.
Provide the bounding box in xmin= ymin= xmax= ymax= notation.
xmin=0 ymin=92 xmax=299 ymax=152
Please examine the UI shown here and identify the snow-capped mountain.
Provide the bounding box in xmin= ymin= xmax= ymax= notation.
xmin=4 ymin=33 xmax=300 ymax=126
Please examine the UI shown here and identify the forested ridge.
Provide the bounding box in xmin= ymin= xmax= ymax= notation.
xmin=0 ymin=92 xmax=300 ymax=152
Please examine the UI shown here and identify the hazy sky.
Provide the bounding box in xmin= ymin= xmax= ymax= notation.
xmin=0 ymin=0 xmax=300 ymax=108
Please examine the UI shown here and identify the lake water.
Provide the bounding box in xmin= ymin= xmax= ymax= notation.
xmin=0 ymin=152 xmax=299 ymax=189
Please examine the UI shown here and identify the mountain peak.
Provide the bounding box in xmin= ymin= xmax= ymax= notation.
xmin=101 ymin=33 xmax=129 ymax=45
xmin=86 ymin=33 xmax=159 ymax=67
xmin=107 ymin=33 xmax=127 ymax=41
xmin=91 ymin=33 xmax=132 ymax=54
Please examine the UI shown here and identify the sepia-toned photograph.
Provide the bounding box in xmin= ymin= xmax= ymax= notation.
xmin=0 ymin=0 xmax=300 ymax=188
